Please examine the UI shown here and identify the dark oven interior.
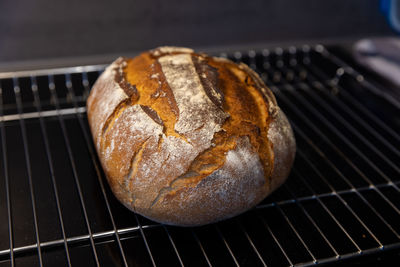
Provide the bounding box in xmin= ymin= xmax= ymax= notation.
xmin=0 ymin=45 xmax=399 ymax=266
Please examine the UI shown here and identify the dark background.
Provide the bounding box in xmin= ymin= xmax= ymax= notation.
xmin=0 ymin=0 xmax=395 ymax=68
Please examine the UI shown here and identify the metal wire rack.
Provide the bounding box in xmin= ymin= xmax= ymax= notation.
xmin=0 ymin=45 xmax=399 ymax=266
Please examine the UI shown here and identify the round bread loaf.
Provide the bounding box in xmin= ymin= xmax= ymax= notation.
xmin=87 ymin=46 xmax=295 ymax=226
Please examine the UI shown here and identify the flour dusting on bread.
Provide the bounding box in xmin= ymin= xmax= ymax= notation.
xmin=87 ymin=60 xmax=128 ymax=151
xmin=158 ymin=53 xmax=229 ymax=141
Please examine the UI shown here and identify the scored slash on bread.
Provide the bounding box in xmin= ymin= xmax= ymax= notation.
xmin=87 ymin=46 xmax=295 ymax=226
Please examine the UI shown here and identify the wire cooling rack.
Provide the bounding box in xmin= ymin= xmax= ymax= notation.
xmin=0 ymin=45 xmax=399 ymax=266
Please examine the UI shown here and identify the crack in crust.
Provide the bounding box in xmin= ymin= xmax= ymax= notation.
xmin=100 ymin=98 xmax=131 ymax=152
xmin=192 ymin=55 xmax=225 ymax=110
xmin=149 ymin=133 xmax=238 ymax=208
xmin=140 ymin=105 xmax=164 ymax=127
xmin=124 ymin=137 xmax=152 ymax=206
xmin=238 ymin=63 xmax=278 ymax=118
xmin=114 ymin=58 xmax=139 ymax=98
xmin=149 ymin=60 xmax=180 ymax=118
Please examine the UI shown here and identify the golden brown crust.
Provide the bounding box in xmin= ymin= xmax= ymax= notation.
xmin=87 ymin=47 xmax=295 ymax=226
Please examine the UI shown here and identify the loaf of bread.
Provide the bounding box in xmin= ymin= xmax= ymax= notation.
xmin=87 ymin=47 xmax=295 ymax=226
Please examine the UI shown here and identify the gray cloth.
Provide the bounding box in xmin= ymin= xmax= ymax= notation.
xmin=354 ymin=37 xmax=400 ymax=86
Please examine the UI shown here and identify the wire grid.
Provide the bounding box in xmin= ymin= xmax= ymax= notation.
xmin=0 ymin=45 xmax=399 ymax=267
